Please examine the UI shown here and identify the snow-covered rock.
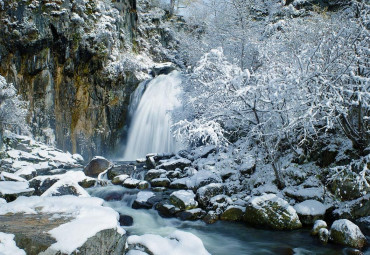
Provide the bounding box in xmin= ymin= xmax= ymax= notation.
xmin=170 ymin=190 xmax=198 ymax=210
xmin=330 ymin=219 xmax=367 ymax=249
xmin=144 ymin=169 xmax=167 ymax=181
xmin=123 ymin=178 xmax=142 ymax=189
xmin=220 ymin=205 xmax=245 ymax=221
xmin=107 ymin=165 xmax=136 ymax=180
xmin=155 ymin=202 xmax=181 ymax=218
xmin=0 ymin=232 xmax=26 ymax=255
xmin=332 ymin=194 xmax=370 ymax=220
xmin=132 ymin=191 xmax=156 ymax=209
xmin=0 ymin=181 xmax=34 ymax=202
xmin=112 ymin=174 xmax=130 ymax=185
xmin=311 ymin=220 xmax=328 ymax=236
xmin=284 ymin=186 xmax=325 ymax=202
xmin=294 ymin=200 xmax=327 ymax=225
xmin=0 ymin=172 xmax=27 ymax=182
xmin=156 ymin=158 xmax=192 ymax=171
xmin=243 ymin=194 xmax=302 ymax=230
xmin=125 ymin=230 xmax=210 ymax=255
xmin=176 ymin=208 xmax=206 ymax=221
xmin=196 ymin=183 xmax=225 ymax=209
xmin=319 ymin=228 xmax=329 ymax=244
xmin=170 ymin=170 xmax=221 ymax=191
xmin=0 ymin=196 xmax=126 ymax=254
xmin=150 ymin=177 xmax=170 ymax=188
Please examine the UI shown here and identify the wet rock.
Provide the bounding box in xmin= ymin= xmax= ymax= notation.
xmin=78 ymin=179 xmax=96 ymax=189
xmin=132 ymin=191 xmax=156 ymax=209
xmin=294 ymin=200 xmax=327 ymax=225
xmin=176 ymin=208 xmax=206 ymax=221
xmin=123 ymin=178 xmax=141 ymax=189
xmin=119 ymin=215 xmax=134 ymax=226
xmin=29 ymin=177 xmax=59 ymax=196
xmin=144 ymin=169 xmax=167 ymax=181
xmin=243 ymin=194 xmax=302 ymax=230
xmin=155 ymin=202 xmax=181 ymax=218
xmin=150 ymin=178 xmax=170 ymax=188
xmin=311 ymin=220 xmax=328 ymax=236
xmin=146 ymin=155 xmax=156 ymax=169
xmin=107 ymin=165 xmax=136 ymax=180
xmin=150 ymin=62 xmax=176 ymax=77
xmin=196 ymin=183 xmax=225 ymax=209
xmin=138 ymin=181 xmax=149 ymax=190
xmin=169 ymin=181 xmax=188 ymax=190
xmin=330 ymin=219 xmax=367 ymax=249
xmin=220 ymin=206 xmax=245 ymax=221
xmin=157 ymin=158 xmax=192 ymax=171
xmin=203 ymin=210 xmax=219 ymax=224
xmin=319 ymin=228 xmax=329 ymax=244
xmin=170 ymin=190 xmax=198 ymax=210
xmin=84 ymin=157 xmax=112 ymax=178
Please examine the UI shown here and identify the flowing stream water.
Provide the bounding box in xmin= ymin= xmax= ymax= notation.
xmin=123 ymin=71 xmax=182 ymax=160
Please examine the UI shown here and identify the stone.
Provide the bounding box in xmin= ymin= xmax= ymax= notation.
xmin=150 ymin=62 xmax=176 ymax=77
xmin=119 ymin=215 xmax=134 ymax=226
xmin=150 ymin=178 xmax=170 ymax=188
xmin=146 ymin=156 xmax=156 ymax=169
xmin=319 ymin=228 xmax=329 ymax=244
xmin=203 ymin=211 xmax=219 ymax=224
xmin=284 ymin=187 xmax=324 ymax=202
xmin=329 ymin=175 xmax=369 ymax=201
xmin=293 ymin=200 xmax=327 ymax=225
xmin=132 ymin=191 xmax=156 ymax=209
xmin=155 ymin=202 xmax=181 ymax=218
xmin=112 ymin=175 xmax=130 ymax=185
xmin=170 ymin=190 xmax=198 ymax=210
xmin=157 ymin=158 xmax=192 ymax=171
xmin=122 ymin=178 xmax=141 ymax=189
xmin=78 ymin=179 xmax=96 ymax=188
xmin=169 ymin=181 xmax=188 ymax=190
xmin=84 ymin=157 xmax=112 ymax=178
xmin=332 ymin=194 xmax=370 ymax=220
xmin=107 ymin=165 xmax=136 ymax=180
xmin=243 ymin=194 xmax=302 ymax=230
xmin=137 ymin=181 xmax=149 ymax=190
xmin=176 ymin=208 xmax=206 ymax=221
xmin=196 ymin=183 xmax=225 ymax=209
xmin=311 ymin=220 xmax=328 ymax=236
xmin=0 ymin=181 xmax=35 ymax=202
xmin=29 ymin=178 xmax=59 ymax=196
xmin=220 ymin=206 xmax=245 ymax=221
xmin=355 ymin=217 xmax=370 ymax=236
xmin=144 ymin=169 xmax=167 ymax=181
xmin=330 ymin=219 xmax=367 ymax=249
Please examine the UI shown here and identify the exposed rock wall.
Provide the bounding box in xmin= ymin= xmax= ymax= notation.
xmin=0 ymin=0 xmax=138 ymax=159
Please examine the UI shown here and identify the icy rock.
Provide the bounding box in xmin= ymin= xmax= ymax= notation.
xmin=170 ymin=190 xmax=198 ymax=210
xmin=209 ymin=195 xmax=233 ymax=211
xmin=107 ymin=165 xmax=136 ymax=180
xmin=150 ymin=62 xmax=176 ymax=77
xmin=294 ymin=200 xmax=327 ymax=225
xmin=145 ymin=169 xmax=167 ymax=181
xmin=0 ymin=181 xmax=34 ymax=202
xmin=196 ymin=183 xmax=225 ymax=209
xmin=157 ymin=158 xmax=192 ymax=171
xmin=311 ymin=220 xmax=328 ymax=236
xmin=125 ymin=230 xmax=210 ymax=255
xmin=203 ymin=210 xmax=219 ymax=224
xmin=132 ymin=191 xmax=156 ymax=209
xmin=243 ymin=194 xmax=302 ymax=230
xmin=319 ymin=228 xmax=329 ymax=244
xmin=112 ymin=174 xmax=130 ymax=185
xmin=176 ymin=208 xmax=206 ymax=221
xmin=330 ymin=219 xmax=367 ymax=249
xmin=84 ymin=156 xmax=112 ymax=177
xmin=150 ymin=178 xmax=170 ymax=188
xmin=220 ymin=206 xmax=245 ymax=221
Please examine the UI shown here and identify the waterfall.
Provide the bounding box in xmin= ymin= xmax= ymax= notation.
xmin=123 ymin=71 xmax=182 ymax=160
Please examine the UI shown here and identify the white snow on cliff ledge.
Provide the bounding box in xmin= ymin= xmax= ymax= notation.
xmin=0 ymin=196 xmax=125 ymax=254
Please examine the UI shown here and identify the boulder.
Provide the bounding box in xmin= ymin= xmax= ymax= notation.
xmin=332 ymin=195 xmax=370 ymax=220
xmin=329 ymin=174 xmax=369 ymax=201
xmin=144 ymin=169 xmax=167 ymax=181
xmin=123 ymin=178 xmax=141 ymax=189
xmin=176 ymin=208 xmax=206 ymax=221
xmin=311 ymin=220 xmax=328 ymax=236
xmin=84 ymin=156 xmax=112 ymax=177
xmin=319 ymin=228 xmax=330 ymax=244
xmin=196 ymin=183 xmax=225 ymax=209
xmin=203 ymin=210 xmax=219 ymax=224
xmin=284 ymin=187 xmax=324 ymax=202
xmin=119 ymin=215 xmax=134 ymax=227
xmin=293 ymin=200 xmax=327 ymax=225
xmin=132 ymin=191 xmax=156 ymax=209
xmin=170 ymin=190 xmax=198 ymax=210
xmin=150 ymin=178 xmax=170 ymax=188
xmin=150 ymin=62 xmax=176 ymax=77
xmin=112 ymin=175 xmax=130 ymax=185
xmin=330 ymin=219 xmax=367 ymax=249
xmin=220 ymin=206 xmax=245 ymax=221
xmin=107 ymin=165 xmax=136 ymax=180
xmin=0 ymin=181 xmax=34 ymax=202
xmin=355 ymin=217 xmax=370 ymax=236
xmin=243 ymin=194 xmax=302 ymax=230
xmin=138 ymin=181 xmax=149 ymax=190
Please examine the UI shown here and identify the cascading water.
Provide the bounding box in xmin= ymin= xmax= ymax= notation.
xmin=123 ymin=71 xmax=182 ymax=160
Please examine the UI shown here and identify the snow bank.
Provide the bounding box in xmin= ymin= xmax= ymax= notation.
xmin=0 ymin=196 xmax=125 ymax=254
xmin=0 ymin=232 xmax=26 ymax=255
xmin=294 ymin=200 xmax=327 ymax=215
xmin=126 ymin=230 xmax=210 ymax=255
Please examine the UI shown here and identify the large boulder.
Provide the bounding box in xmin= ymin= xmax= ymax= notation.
xmin=293 ymin=200 xmax=327 ymax=225
xmin=329 ymin=174 xmax=369 ymax=201
xmin=243 ymin=194 xmax=302 ymax=230
xmin=176 ymin=208 xmax=206 ymax=221
xmin=332 ymin=195 xmax=370 ymax=220
xmin=84 ymin=156 xmax=112 ymax=177
xmin=144 ymin=169 xmax=167 ymax=181
xmin=170 ymin=190 xmax=198 ymax=210
xmin=0 ymin=181 xmax=34 ymax=202
xmin=132 ymin=191 xmax=156 ymax=209
xmin=220 ymin=206 xmax=245 ymax=221
xmin=157 ymin=158 xmax=192 ymax=171
xmin=330 ymin=219 xmax=367 ymax=249
xmin=196 ymin=183 xmax=225 ymax=209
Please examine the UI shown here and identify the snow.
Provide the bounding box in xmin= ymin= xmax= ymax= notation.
xmin=114 ymin=174 xmax=130 ymax=182
xmin=0 ymin=232 xmax=26 ymax=255
xmin=0 ymin=181 xmax=34 ymax=195
xmin=126 ymin=230 xmax=210 ymax=255
xmin=136 ymin=191 xmax=155 ymax=203
xmin=0 ymin=172 xmax=27 ymax=182
xmin=171 ymin=170 xmax=221 ymax=189
xmin=0 ymin=196 xmax=125 ymax=254
xmin=0 ymin=198 xmax=6 ymax=204
xmin=250 ymin=194 xmax=297 ymax=216
xmin=294 ymin=200 xmax=327 ymax=215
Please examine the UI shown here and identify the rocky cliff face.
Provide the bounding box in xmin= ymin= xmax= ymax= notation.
xmin=0 ymin=0 xmax=139 ymax=159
